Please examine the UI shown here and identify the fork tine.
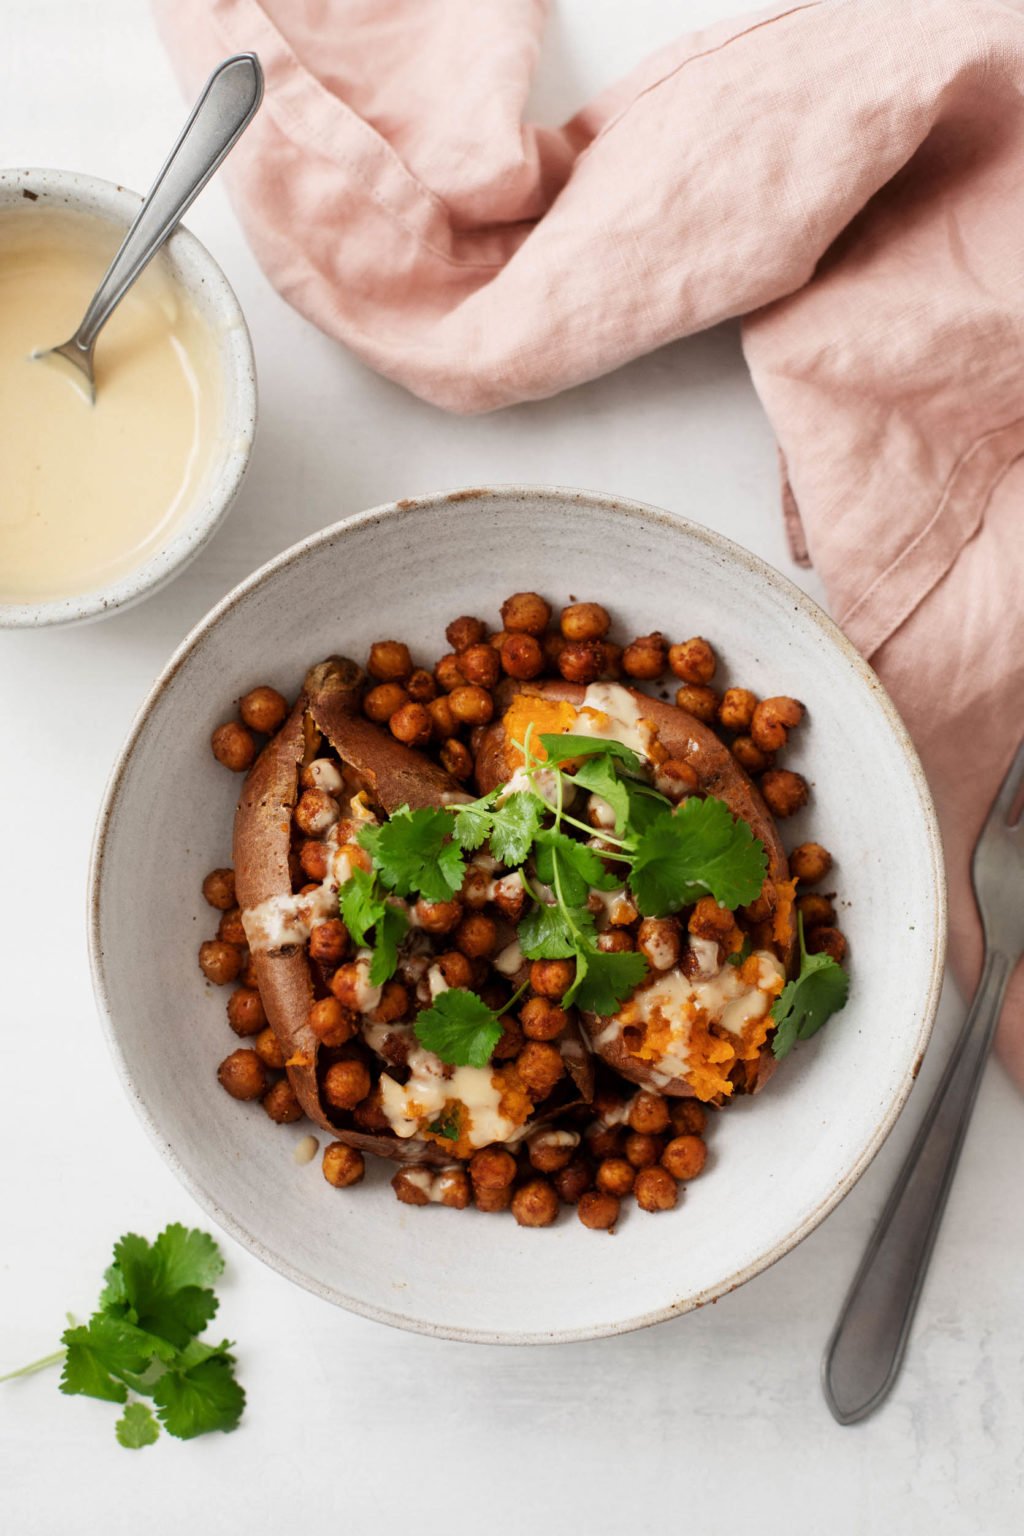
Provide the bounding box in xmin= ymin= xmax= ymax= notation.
xmin=987 ymin=736 xmax=1024 ymax=829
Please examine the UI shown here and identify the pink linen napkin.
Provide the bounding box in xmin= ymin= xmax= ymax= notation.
xmin=154 ymin=0 xmax=1024 ymax=1087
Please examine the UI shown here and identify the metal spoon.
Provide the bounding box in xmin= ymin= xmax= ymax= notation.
xmin=37 ymin=53 xmax=263 ymax=401
xmin=823 ymin=737 xmax=1024 ymax=1424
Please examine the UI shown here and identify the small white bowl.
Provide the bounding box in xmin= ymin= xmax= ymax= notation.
xmin=89 ymin=488 xmax=946 ymax=1343
xmin=0 ymin=168 xmax=256 ymax=628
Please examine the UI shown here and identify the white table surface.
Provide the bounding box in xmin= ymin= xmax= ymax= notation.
xmin=2 ymin=3 xmax=1022 ymax=1531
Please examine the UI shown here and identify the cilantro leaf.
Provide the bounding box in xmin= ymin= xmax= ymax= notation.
xmin=427 ymin=1111 xmax=461 ymax=1141
xmin=338 ymin=865 xmax=385 ymax=947
xmin=727 ymin=936 xmax=754 ymax=969
xmin=359 ymin=806 xmax=465 ymax=902
xmin=629 ymin=796 xmax=767 ymax=915
xmin=518 ymin=901 xmax=584 ymax=960
xmin=771 ymin=917 xmax=849 ymax=1059
xmin=149 ymin=1225 xmax=224 ymax=1295
xmin=569 ymin=946 xmax=648 ymax=1015
xmin=623 ymin=780 xmax=674 ymax=839
xmin=451 ymin=791 xmax=499 ymax=852
xmin=414 ymin=990 xmax=503 ymax=1068
xmin=534 ymin=828 xmax=618 ymax=905
xmin=368 ymin=901 xmax=409 ymax=987
xmin=59 ymin=1315 xmax=175 ymax=1403
xmin=539 ymin=733 xmax=643 ymax=773
xmin=570 ymin=755 xmax=631 ymax=835
xmin=489 ymin=791 xmax=546 ymax=866
xmin=115 ymin=1402 xmax=160 ymax=1449
xmin=154 ymin=1354 xmax=245 ymax=1440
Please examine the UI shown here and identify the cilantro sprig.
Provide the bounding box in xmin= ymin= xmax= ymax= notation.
xmin=0 ymin=1226 xmax=244 ymax=1449
xmin=338 ymin=865 xmax=409 ymax=986
xmin=770 ymin=915 xmax=849 ymax=1059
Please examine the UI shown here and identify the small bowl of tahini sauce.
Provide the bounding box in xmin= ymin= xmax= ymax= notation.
xmin=0 ymin=169 xmax=256 ymax=627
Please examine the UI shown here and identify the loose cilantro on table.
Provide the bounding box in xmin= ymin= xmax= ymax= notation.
xmin=770 ymin=915 xmax=849 ymax=1059
xmin=0 ymin=1225 xmax=244 ymax=1449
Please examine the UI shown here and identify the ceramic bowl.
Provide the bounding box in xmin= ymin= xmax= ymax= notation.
xmin=89 ymin=487 xmax=946 ymax=1342
xmin=0 ymin=168 xmax=256 ymax=628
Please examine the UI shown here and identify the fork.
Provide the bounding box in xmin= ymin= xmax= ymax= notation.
xmin=823 ymin=738 xmax=1024 ymax=1424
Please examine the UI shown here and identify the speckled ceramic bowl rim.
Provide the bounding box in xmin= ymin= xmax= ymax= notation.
xmin=0 ymin=167 xmax=256 ymax=629
xmin=88 ymin=486 xmax=948 ymax=1344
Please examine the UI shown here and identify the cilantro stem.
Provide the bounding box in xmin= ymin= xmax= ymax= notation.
xmin=0 ymin=1346 xmax=65 ymax=1382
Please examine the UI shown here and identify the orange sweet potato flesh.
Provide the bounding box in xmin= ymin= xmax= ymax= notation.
xmin=474 ymin=679 xmax=795 ymax=1097
xmin=233 ymin=657 xmax=459 ymax=1160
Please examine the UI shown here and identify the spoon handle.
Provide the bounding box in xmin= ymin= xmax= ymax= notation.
xmin=822 ymin=947 xmax=1012 ymax=1424
xmin=72 ymin=53 xmax=263 ymax=352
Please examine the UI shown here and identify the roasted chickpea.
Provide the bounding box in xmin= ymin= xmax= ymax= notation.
xmin=434 ymin=950 xmax=473 ymax=989
xmin=511 ymin=1178 xmax=560 ymax=1228
xmin=294 ymin=788 xmax=340 ymax=836
xmin=492 ymin=1012 xmax=525 ymax=1061
xmin=761 ymin=768 xmax=809 ymax=818
xmin=554 ymin=1158 xmax=594 ymax=1204
xmin=560 ymin=602 xmax=610 ymax=642
xmin=202 ymin=867 xmax=236 ymax=910
xmin=368 ymin=979 xmax=410 ymax=1024
xmin=392 ymin=1167 xmax=431 ymax=1205
xmin=790 ymin=841 xmax=833 ymax=885
xmin=688 ymin=897 xmax=735 ymax=942
xmin=254 ymin=1027 xmax=286 ymax=1069
xmin=600 ymin=640 xmax=624 ymax=679
xmin=309 ymin=996 xmax=357 ymax=1047
xmin=628 ymin=1091 xmax=670 ymax=1135
xmin=500 ymin=632 xmax=545 ymax=680
xmin=262 ymin=1078 xmax=303 ymax=1124
xmin=501 ymin=591 xmax=551 ymax=635
xmin=516 ymin=1041 xmax=565 ymax=1099
xmin=668 ymin=637 xmax=717 ymax=684
xmin=436 ymin=1169 xmax=472 ymax=1209
xmin=657 ymin=759 xmax=700 ymax=797
xmin=520 ymin=997 xmax=568 ymax=1041
xmin=474 ymin=1183 xmax=513 ymax=1213
xmin=719 ymin=687 xmax=758 ymax=733
xmin=199 ymin=939 xmax=243 ymax=986
xmin=446 ymin=615 xmax=487 ymax=652
xmin=240 ymin=954 xmax=259 ymax=990
xmin=732 ymin=736 xmax=774 ymax=775
xmin=492 ymin=875 xmax=527 ymax=922
xmin=217 ymin=1048 xmax=268 ymax=1101
xmin=543 ymin=631 xmax=567 ymax=670
xmin=367 ymin=640 xmax=412 ymax=682
xmin=413 ymin=895 xmax=463 ymax=934
xmin=528 ymin=1130 xmax=579 ymax=1173
xmin=595 ymin=1157 xmax=636 ymax=1197
xmin=670 ymin=1099 xmax=707 ymax=1136
xmin=440 ymin=738 xmax=474 ymax=779
xmin=364 ymin=682 xmax=409 ymax=723
xmin=427 ymin=695 xmax=458 ymax=741
xmin=299 ymin=840 xmax=329 ymax=882
xmin=634 ymin=1165 xmax=678 ymax=1212
xmin=211 ymin=721 xmax=256 ymax=773
xmin=741 ymin=880 xmax=777 ymax=925
xmin=352 ymin=1085 xmax=390 ymax=1132
xmin=459 ymin=643 xmax=501 ymax=689
xmin=751 ymin=695 xmax=804 ymax=753
xmin=636 ymin=917 xmax=681 ymax=973
xmin=469 ymin=1147 xmax=517 ymax=1190
xmin=239 ymin=685 xmax=288 ymax=734
xmin=322 ymin=1058 xmax=372 ymax=1111
xmin=661 ymin=1134 xmax=708 ymax=1181
xmin=597 ymin=930 xmax=635 ymax=953
xmin=529 ymin=958 xmax=575 ymax=999
xmin=434 ymin=653 xmax=465 ymax=692
xmin=454 ymin=911 xmax=497 ymax=958
xmin=406 ymin=668 xmax=437 ymax=704
xmin=323 ymin=1142 xmax=365 ymax=1188
xmin=389 ymin=702 xmax=432 ymax=748
xmin=578 ymin=1191 xmax=620 ymax=1231
xmin=806 ymin=926 xmax=847 ymax=963
xmin=586 ymin=1124 xmax=625 ymax=1160
xmin=624 ymin=1132 xmax=662 ymax=1169
xmin=309 ymin=919 xmax=350 ymax=966
xmin=622 ymin=632 xmax=668 ymax=680
xmin=217 ymin=907 xmax=247 ymax=946
xmin=674 ymin=684 xmax=720 ymax=723
xmin=797 ymin=893 xmax=836 ymax=929
xmin=226 ymin=987 xmax=266 ymax=1037
xmin=558 ymin=638 xmax=605 ymax=685
xmin=448 ymin=684 xmax=494 ymax=727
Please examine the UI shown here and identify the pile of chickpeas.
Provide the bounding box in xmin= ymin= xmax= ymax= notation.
xmin=198 ymin=593 xmax=846 ymax=1233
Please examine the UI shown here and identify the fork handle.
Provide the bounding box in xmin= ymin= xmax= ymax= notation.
xmin=72 ymin=54 xmax=263 ymax=354
xmin=823 ymin=947 xmax=1012 ymax=1424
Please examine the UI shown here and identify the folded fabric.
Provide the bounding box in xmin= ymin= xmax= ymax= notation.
xmin=154 ymin=0 xmax=1024 ymax=1087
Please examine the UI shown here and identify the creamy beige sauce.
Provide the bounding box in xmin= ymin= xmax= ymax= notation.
xmin=0 ymin=207 xmax=220 ymax=602
xmin=576 ymin=682 xmax=654 ymax=760
xmin=379 ymin=1045 xmax=519 ymax=1148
